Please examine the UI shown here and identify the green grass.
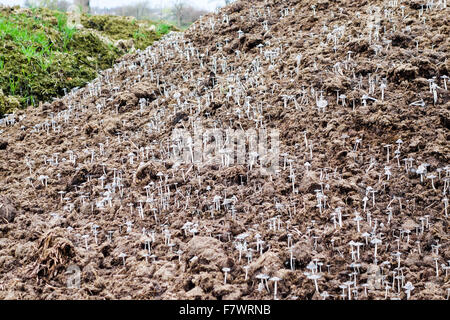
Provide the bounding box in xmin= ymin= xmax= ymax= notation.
xmin=37 ymin=54 xmax=53 ymax=72
xmin=0 ymin=6 xmax=176 ymax=116
xmin=9 ymin=77 xmax=19 ymax=96
xmin=133 ymin=29 xmax=147 ymax=40
xmin=20 ymin=45 xmax=39 ymax=63
xmin=54 ymin=11 xmax=76 ymax=51
xmin=156 ymin=23 xmax=171 ymax=36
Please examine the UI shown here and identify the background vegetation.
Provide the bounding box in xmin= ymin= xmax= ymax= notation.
xmin=0 ymin=5 xmax=175 ymax=116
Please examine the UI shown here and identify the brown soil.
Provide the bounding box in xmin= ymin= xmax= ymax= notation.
xmin=0 ymin=0 xmax=449 ymax=300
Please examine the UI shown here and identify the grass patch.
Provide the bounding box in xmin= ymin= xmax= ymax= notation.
xmin=0 ymin=6 xmax=175 ymax=116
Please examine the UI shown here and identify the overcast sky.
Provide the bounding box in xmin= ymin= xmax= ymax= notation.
xmin=0 ymin=0 xmax=225 ymax=11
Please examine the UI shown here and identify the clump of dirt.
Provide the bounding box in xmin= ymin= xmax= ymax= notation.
xmin=32 ymin=230 xmax=75 ymax=280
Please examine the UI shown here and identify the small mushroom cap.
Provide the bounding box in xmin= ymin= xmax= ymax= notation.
xmin=371 ymin=238 xmax=382 ymax=244
xmin=308 ymin=274 xmax=322 ymax=280
xmin=270 ymin=277 xmax=282 ymax=281
xmin=306 ymin=261 xmax=316 ymax=270
xmin=316 ymin=99 xmax=328 ymax=108
xmin=403 ymin=282 xmax=414 ymax=291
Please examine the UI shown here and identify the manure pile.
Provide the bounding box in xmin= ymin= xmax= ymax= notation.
xmin=0 ymin=0 xmax=449 ymax=300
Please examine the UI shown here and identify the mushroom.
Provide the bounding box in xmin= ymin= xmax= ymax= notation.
xmin=256 ymin=273 xmax=270 ymax=293
xmin=426 ymin=174 xmax=437 ymax=190
xmin=119 ymin=253 xmax=127 ymax=266
xmin=222 ymin=267 xmax=231 ymax=285
xmin=371 ymin=238 xmax=382 ymax=264
xmin=269 ymin=277 xmax=282 ymax=300
xmin=403 ymin=282 xmax=414 ymax=300
xmin=307 ymin=273 xmax=322 ymax=293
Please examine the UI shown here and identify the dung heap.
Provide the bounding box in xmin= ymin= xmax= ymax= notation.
xmin=0 ymin=0 xmax=449 ymax=300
